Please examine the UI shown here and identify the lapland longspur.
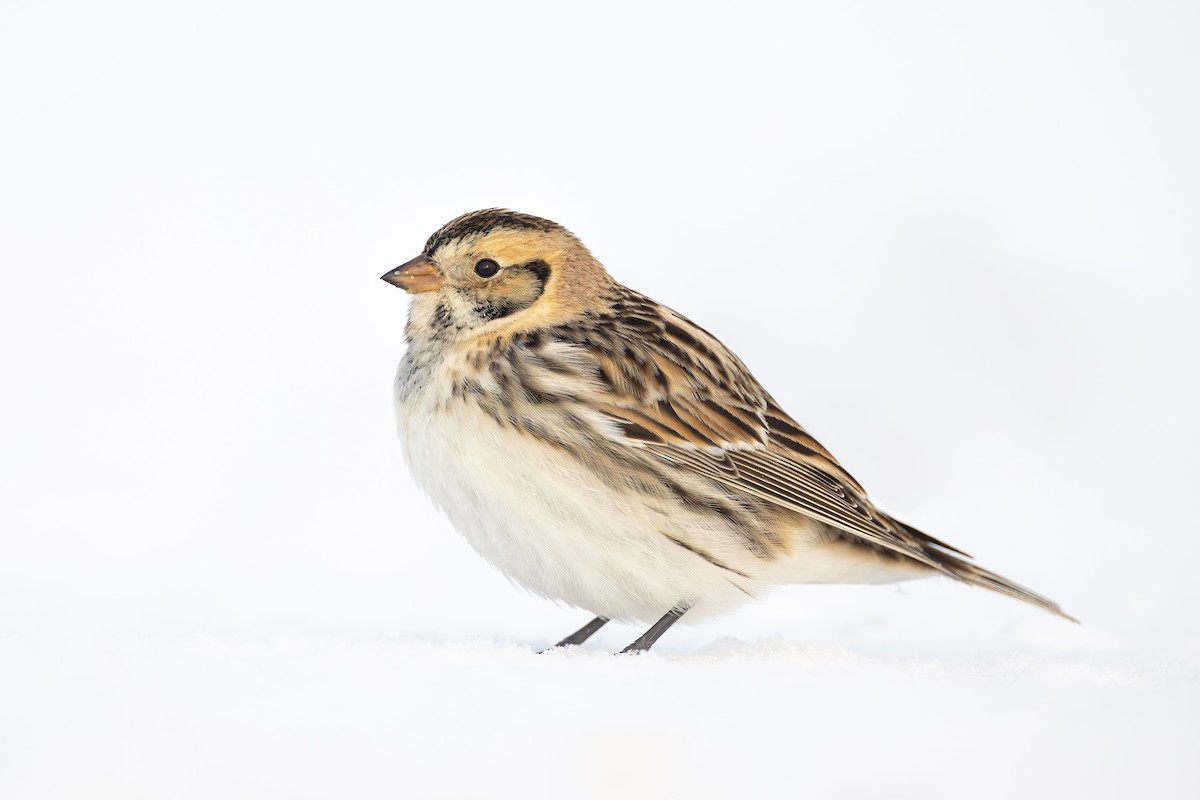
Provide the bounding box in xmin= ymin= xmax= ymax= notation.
xmin=383 ymin=209 xmax=1073 ymax=653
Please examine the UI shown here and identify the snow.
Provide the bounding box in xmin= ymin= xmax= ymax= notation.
xmin=2 ymin=1 xmax=1199 ymax=798
xmin=3 ymin=631 xmax=1191 ymax=799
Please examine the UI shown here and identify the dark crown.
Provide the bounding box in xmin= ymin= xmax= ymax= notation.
xmin=424 ymin=209 xmax=564 ymax=256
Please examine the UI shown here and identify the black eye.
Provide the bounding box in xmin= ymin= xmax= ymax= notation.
xmin=474 ymin=258 xmax=500 ymax=278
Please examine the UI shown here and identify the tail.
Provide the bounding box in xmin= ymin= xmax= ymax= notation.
xmin=934 ymin=552 xmax=1079 ymax=623
xmin=888 ymin=517 xmax=1078 ymax=623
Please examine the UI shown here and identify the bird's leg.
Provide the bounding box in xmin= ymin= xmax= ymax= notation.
xmin=548 ymin=616 xmax=609 ymax=649
xmin=620 ymin=604 xmax=691 ymax=654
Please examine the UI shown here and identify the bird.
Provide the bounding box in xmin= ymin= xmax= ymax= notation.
xmin=382 ymin=208 xmax=1073 ymax=653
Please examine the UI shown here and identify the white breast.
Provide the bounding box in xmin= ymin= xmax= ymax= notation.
xmin=394 ymin=352 xmax=762 ymax=623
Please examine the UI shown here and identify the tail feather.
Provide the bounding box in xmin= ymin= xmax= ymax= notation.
xmin=883 ymin=514 xmax=1077 ymax=622
xmin=937 ymin=553 xmax=1079 ymax=623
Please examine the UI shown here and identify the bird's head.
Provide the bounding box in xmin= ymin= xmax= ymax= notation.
xmin=382 ymin=209 xmax=611 ymax=341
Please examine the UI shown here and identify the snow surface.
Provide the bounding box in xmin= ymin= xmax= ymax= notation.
xmin=3 ymin=633 xmax=1189 ymax=800
xmin=2 ymin=1 xmax=1199 ymax=798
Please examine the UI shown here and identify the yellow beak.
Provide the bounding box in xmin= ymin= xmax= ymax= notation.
xmin=381 ymin=255 xmax=444 ymax=293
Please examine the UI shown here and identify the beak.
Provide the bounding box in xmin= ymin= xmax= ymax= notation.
xmin=381 ymin=255 xmax=444 ymax=293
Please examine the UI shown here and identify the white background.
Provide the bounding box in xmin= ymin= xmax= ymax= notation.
xmin=2 ymin=1 xmax=1197 ymax=798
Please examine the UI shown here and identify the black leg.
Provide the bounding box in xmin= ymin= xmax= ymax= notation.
xmin=548 ymin=616 xmax=609 ymax=649
xmin=620 ymin=604 xmax=691 ymax=654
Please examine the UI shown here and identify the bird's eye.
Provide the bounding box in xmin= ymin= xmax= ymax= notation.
xmin=474 ymin=258 xmax=500 ymax=278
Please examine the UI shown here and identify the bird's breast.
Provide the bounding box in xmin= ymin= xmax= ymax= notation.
xmin=392 ymin=359 xmax=766 ymax=621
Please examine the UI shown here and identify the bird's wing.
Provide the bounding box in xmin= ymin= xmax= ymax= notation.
xmin=553 ymin=290 xmax=949 ymax=568
xmin=545 ymin=288 xmax=1071 ymax=619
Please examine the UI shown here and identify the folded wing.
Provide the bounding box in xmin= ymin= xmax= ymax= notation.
xmin=560 ymin=288 xmax=1072 ymax=620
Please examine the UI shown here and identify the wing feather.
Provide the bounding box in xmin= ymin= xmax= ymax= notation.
xmin=567 ymin=293 xmax=923 ymax=548
xmin=539 ymin=286 xmax=1072 ymax=620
